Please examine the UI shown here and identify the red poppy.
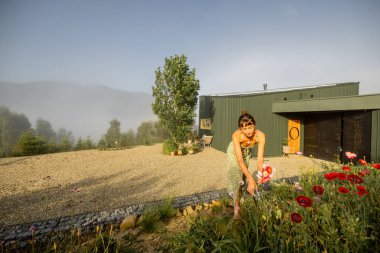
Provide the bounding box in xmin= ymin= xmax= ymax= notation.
xmin=324 ymin=172 xmax=337 ymax=181
xmin=357 ymin=185 xmax=369 ymax=196
xmin=358 ymin=170 xmax=370 ymax=177
xmin=339 ymin=187 xmax=349 ymax=194
xmin=290 ymin=212 xmax=303 ymax=223
xmin=337 ymin=173 xmax=346 ymax=180
xmin=373 ymin=163 xmax=380 ymax=170
xmin=312 ymin=185 xmax=324 ymax=195
xmin=296 ymin=195 xmax=313 ymax=207
xmin=358 ymin=159 xmax=367 ymax=166
xmin=342 ymin=166 xmax=351 ymax=171
xmin=324 ymin=173 xmax=333 ymax=181
xmin=347 ymin=174 xmax=363 ymax=184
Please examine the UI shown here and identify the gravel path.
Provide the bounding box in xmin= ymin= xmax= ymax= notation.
xmin=0 ymin=144 xmax=325 ymax=227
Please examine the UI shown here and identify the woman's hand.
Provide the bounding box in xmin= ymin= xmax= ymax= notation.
xmin=247 ymin=179 xmax=258 ymax=195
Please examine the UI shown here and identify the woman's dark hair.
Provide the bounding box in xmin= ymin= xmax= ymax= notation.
xmin=238 ymin=110 xmax=256 ymax=127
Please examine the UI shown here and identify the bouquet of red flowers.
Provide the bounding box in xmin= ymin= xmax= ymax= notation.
xmin=257 ymin=164 xmax=276 ymax=184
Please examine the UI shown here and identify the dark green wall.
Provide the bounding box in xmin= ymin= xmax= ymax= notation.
xmin=199 ymin=82 xmax=359 ymax=156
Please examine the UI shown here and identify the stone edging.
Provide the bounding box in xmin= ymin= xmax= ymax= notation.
xmin=0 ymin=189 xmax=227 ymax=248
xmin=0 ymin=175 xmax=301 ymax=249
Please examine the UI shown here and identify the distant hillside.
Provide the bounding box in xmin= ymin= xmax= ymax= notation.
xmin=0 ymin=82 xmax=156 ymax=140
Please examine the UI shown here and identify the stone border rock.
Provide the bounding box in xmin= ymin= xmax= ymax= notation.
xmin=0 ymin=175 xmax=301 ymax=249
xmin=0 ymin=189 xmax=227 ymax=249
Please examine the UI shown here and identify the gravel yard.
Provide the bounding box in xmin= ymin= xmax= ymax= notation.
xmin=0 ymin=144 xmax=325 ymax=227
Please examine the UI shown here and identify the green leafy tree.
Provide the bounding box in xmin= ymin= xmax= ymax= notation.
xmin=74 ymin=137 xmax=84 ymax=150
xmin=35 ymin=118 xmax=56 ymax=142
xmin=0 ymin=106 xmax=31 ymax=157
xmin=57 ymin=128 xmax=74 ymax=151
xmin=13 ymin=129 xmax=48 ymax=156
xmin=120 ymin=129 xmax=135 ymax=148
xmin=152 ymin=54 xmax=200 ymax=145
xmin=97 ymin=136 xmax=106 ymax=150
xmin=59 ymin=136 xmax=72 ymax=152
xmin=105 ymin=119 xmax=121 ymax=148
xmin=154 ymin=121 xmax=170 ymax=142
xmin=136 ymin=121 xmax=154 ymax=146
xmin=82 ymin=136 xmax=95 ymax=150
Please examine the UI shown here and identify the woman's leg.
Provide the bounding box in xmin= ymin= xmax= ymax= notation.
xmin=233 ymin=183 xmax=243 ymax=219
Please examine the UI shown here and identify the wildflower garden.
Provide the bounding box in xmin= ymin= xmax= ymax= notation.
xmin=171 ymin=154 xmax=380 ymax=253
xmin=2 ymin=154 xmax=380 ymax=252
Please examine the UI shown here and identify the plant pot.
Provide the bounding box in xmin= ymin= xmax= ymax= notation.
xmin=188 ymin=149 xmax=194 ymax=154
xmin=188 ymin=140 xmax=192 ymax=144
xmin=177 ymin=150 xmax=182 ymax=156
xmin=170 ymin=151 xmax=175 ymax=156
xmin=283 ymin=145 xmax=291 ymax=156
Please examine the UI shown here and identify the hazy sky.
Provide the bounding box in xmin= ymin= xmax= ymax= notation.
xmin=1 ymin=0 xmax=379 ymax=95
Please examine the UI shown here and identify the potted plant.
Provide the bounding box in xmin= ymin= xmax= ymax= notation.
xmin=282 ymin=138 xmax=290 ymax=156
xmin=177 ymin=143 xmax=183 ymax=156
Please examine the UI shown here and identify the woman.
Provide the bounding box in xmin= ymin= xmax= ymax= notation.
xmin=227 ymin=111 xmax=266 ymax=219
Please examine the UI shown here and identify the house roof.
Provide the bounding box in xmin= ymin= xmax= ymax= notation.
xmin=272 ymin=93 xmax=380 ymax=113
xmin=201 ymin=82 xmax=359 ymax=97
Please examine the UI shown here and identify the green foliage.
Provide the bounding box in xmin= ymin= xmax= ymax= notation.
xmin=135 ymin=121 xmax=170 ymax=146
xmin=152 ymin=54 xmax=200 ymax=145
xmin=157 ymin=198 xmax=176 ymax=221
xmin=0 ymin=106 xmax=31 ymax=157
xmin=57 ymin=128 xmax=75 ymax=151
xmin=170 ymin=163 xmax=380 ymax=252
xmin=135 ymin=121 xmax=154 ymax=146
xmin=139 ymin=199 xmax=176 ymax=233
xmin=35 ymin=118 xmax=56 ymax=141
xmin=162 ymin=138 xmax=177 ymax=155
xmin=12 ymin=129 xmax=49 ymax=156
xmin=121 ymin=129 xmax=136 ymax=148
xmin=59 ymin=136 xmax=73 ymax=152
xmin=82 ymin=136 xmax=96 ymax=150
xmin=104 ymin=119 xmax=121 ymax=148
xmin=139 ymin=208 xmax=160 ymax=233
xmin=97 ymin=136 xmax=107 ymax=150
xmin=74 ymin=137 xmax=84 ymax=150
xmin=186 ymin=143 xmax=201 ymax=153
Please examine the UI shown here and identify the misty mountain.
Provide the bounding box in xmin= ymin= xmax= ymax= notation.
xmin=0 ymin=82 xmax=156 ymax=140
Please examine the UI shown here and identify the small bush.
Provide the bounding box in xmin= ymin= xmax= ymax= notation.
xmin=162 ymin=139 xmax=177 ymax=155
xmin=157 ymin=198 xmax=176 ymax=220
xmin=139 ymin=208 xmax=160 ymax=233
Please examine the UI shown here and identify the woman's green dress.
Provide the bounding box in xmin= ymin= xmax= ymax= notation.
xmin=226 ymin=141 xmax=252 ymax=202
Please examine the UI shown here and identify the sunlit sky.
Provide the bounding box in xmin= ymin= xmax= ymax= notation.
xmin=1 ymin=0 xmax=380 ymax=95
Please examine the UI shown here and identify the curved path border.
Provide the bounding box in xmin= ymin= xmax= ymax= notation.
xmin=0 ymin=175 xmax=300 ymax=249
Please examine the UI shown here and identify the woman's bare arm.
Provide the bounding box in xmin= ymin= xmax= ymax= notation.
xmin=255 ymin=130 xmax=266 ymax=173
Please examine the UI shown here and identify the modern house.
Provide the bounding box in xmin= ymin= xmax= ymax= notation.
xmin=198 ymin=82 xmax=380 ymax=163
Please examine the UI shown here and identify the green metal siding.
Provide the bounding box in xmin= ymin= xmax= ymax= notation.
xmin=199 ymin=82 xmax=360 ymax=156
xmin=372 ymin=110 xmax=380 ymax=162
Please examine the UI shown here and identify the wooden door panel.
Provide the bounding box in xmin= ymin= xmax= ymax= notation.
xmin=304 ymin=115 xmax=318 ymax=158
xmin=288 ymin=119 xmax=300 ymax=153
xmin=342 ymin=111 xmax=371 ymax=162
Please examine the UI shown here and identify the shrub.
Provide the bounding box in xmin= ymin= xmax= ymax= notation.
xmin=162 ymin=139 xmax=177 ymax=155
xmin=139 ymin=207 xmax=160 ymax=233
xmin=157 ymin=198 xmax=176 ymax=221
